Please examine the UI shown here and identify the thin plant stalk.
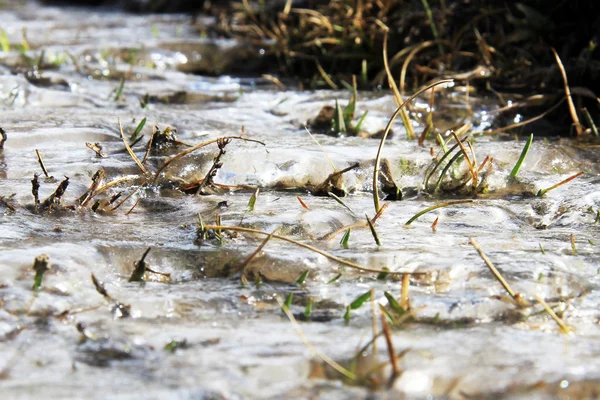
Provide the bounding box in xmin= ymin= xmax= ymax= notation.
xmin=373 ymin=79 xmax=453 ymax=213
xmin=420 ymin=0 xmax=443 ymax=56
xmin=536 ymin=171 xmax=584 ymax=196
xmin=469 ymin=237 xmax=516 ymax=298
xmin=380 ymin=308 xmax=400 ymax=379
xmin=481 ymin=97 xmax=566 ymax=136
xmin=235 ymin=229 xmax=277 ymax=275
xmin=552 ymin=48 xmax=582 ymax=136
xmin=370 ymin=288 xmax=378 ymax=355
xmin=205 ymin=225 xmax=408 ymax=275
xmin=582 ymin=107 xmax=599 ymax=136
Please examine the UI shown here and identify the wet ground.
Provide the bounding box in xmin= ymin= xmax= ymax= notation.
xmin=1 ymin=2 xmax=600 ymax=399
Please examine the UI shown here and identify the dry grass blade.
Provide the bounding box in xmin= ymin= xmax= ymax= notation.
xmin=262 ymin=74 xmax=285 ymax=89
xmin=305 ymin=127 xmax=336 ymax=171
xmin=35 ymin=149 xmax=50 ymax=179
xmin=370 ymin=288 xmax=378 ymax=355
xmin=373 ymin=79 xmax=453 ymax=212
xmin=205 ymin=224 xmax=412 ymax=275
xmin=381 ymin=26 xmax=415 ymax=140
xmin=450 ymin=131 xmax=475 ymax=181
xmin=83 ymin=176 xmax=140 ymax=207
xmin=142 ymin=126 xmax=157 ymax=164
xmin=400 ymin=40 xmax=440 ymax=95
xmin=111 ymin=186 xmax=140 ymax=211
xmin=400 ymin=274 xmax=410 ymax=310
xmin=153 ymin=136 xmax=265 ymax=183
xmin=321 ymin=202 xmax=389 ymax=241
xmin=276 ymin=295 xmax=357 ymax=381
xmin=380 ymin=25 xmax=401 ymax=106
xmin=316 ymin=60 xmax=338 ymax=90
xmin=76 ymin=169 xmax=104 ymax=206
xmin=118 ymin=118 xmax=147 ymax=174
xmin=380 ymin=307 xmax=400 ymax=382
xmin=126 ymin=198 xmax=139 ymax=215
xmin=297 ymin=196 xmax=310 ymax=210
xmin=552 ymin=48 xmax=582 ymax=136
xmin=481 ymin=97 xmax=566 ymax=136
xmin=534 ymin=294 xmax=572 ymax=334
xmin=470 ymin=238 xmax=525 ymax=305
xmin=234 ymin=228 xmax=278 ymax=275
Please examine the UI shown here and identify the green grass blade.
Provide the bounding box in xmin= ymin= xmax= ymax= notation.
xmin=354 ymin=110 xmax=368 ymax=133
xmin=296 ymin=270 xmax=310 ymax=285
xmin=377 ymin=266 xmax=390 ymax=280
xmin=350 ymin=290 xmax=371 ymax=310
xmin=130 ymin=117 xmax=147 ymax=141
xmin=384 ymin=291 xmax=405 ymax=315
xmin=340 ymin=229 xmax=350 ymax=248
xmin=247 ymin=188 xmax=259 ymax=211
xmin=510 ymin=133 xmax=533 ymax=178
xmin=582 ymin=107 xmax=599 ymax=137
xmin=334 ymin=100 xmax=347 ymax=134
xmin=343 ymin=81 xmax=357 ymax=127
xmin=327 ymin=191 xmax=354 ymax=214
xmin=114 ymin=77 xmax=125 ymax=101
xmin=432 ymin=150 xmax=464 ymax=193
xmin=405 ymin=199 xmax=474 ymax=225
xmin=328 ymin=273 xmax=342 ymax=284
xmin=304 ymin=297 xmax=313 ymax=319
xmin=0 ymin=29 xmax=10 ymax=52
xmin=284 ymin=293 xmax=294 ymax=310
